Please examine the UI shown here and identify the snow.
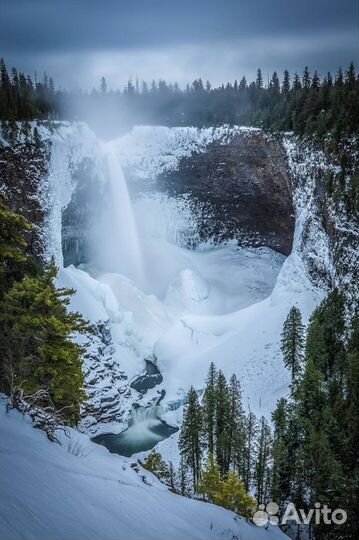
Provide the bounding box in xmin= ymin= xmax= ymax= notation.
xmin=40 ymin=124 xmax=324 ymax=447
xmin=114 ymin=125 xmax=262 ymax=180
xmin=0 ymin=398 xmax=288 ymax=540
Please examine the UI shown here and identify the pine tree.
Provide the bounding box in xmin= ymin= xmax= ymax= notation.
xmin=255 ymin=416 xmax=272 ymax=504
xmin=305 ymin=290 xmax=345 ymax=380
xmin=142 ymin=450 xmax=170 ymax=483
xmin=215 ymin=370 xmax=230 ymax=475
xmin=178 ymin=386 xmax=203 ymax=489
xmin=270 ymin=71 xmax=280 ymax=95
xmin=302 ymin=66 xmax=311 ymax=89
xmin=256 ymin=68 xmax=263 ymax=90
xmin=202 ymin=362 xmax=217 ymax=455
xmin=214 ymin=470 xmax=256 ymax=518
xmin=178 ymin=457 xmax=191 ymax=497
xmin=197 ymin=453 xmax=221 ymax=502
xmin=282 ymin=70 xmax=291 ymax=95
xmin=343 ymin=318 xmax=359 ymax=537
xmin=271 ymin=398 xmax=291 ymax=510
xmin=281 ymin=306 xmax=305 ymax=382
xmin=0 ymin=261 xmax=90 ymax=424
xmin=0 ymin=195 xmax=31 ymax=297
xmin=243 ymin=411 xmax=258 ymax=491
xmin=228 ymin=374 xmax=245 ymax=475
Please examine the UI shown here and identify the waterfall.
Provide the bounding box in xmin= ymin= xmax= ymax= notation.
xmin=95 ymin=144 xmax=144 ymax=285
xmin=129 ymin=405 xmax=163 ymax=427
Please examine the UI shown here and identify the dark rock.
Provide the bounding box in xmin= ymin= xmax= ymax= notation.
xmin=130 ymin=358 xmax=163 ymax=394
xmin=62 ymin=157 xmax=106 ymax=267
xmin=156 ymin=131 xmax=294 ymax=255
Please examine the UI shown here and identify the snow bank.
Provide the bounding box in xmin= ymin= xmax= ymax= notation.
xmin=0 ymin=398 xmax=288 ymax=540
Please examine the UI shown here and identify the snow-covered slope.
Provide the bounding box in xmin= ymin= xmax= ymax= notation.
xmin=0 ymin=398 xmax=288 ymax=540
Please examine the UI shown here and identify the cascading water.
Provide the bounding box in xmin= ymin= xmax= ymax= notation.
xmin=94 ymin=144 xmax=144 ymax=285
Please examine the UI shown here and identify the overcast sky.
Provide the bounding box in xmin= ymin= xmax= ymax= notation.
xmin=1 ymin=0 xmax=358 ymax=89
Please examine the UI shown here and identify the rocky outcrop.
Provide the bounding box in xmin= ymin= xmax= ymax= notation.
xmin=130 ymin=358 xmax=163 ymax=394
xmin=155 ymin=131 xmax=295 ymax=255
xmin=80 ymin=321 xmax=130 ymax=429
xmin=284 ymin=135 xmax=359 ymax=309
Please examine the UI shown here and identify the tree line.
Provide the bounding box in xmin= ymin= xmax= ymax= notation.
xmin=1 ymin=57 xmax=358 ymax=143
xmin=272 ymin=298 xmax=359 ymax=540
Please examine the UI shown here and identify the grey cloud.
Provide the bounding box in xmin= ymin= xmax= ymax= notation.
xmin=1 ymin=0 xmax=357 ymax=87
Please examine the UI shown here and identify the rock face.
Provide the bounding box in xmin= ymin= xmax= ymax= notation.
xmin=156 ymin=131 xmax=295 ymax=255
xmin=130 ymin=359 xmax=163 ymax=394
xmin=80 ymin=321 xmax=129 ymax=429
xmin=284 ymin=136 xmax=359 ymax=309
xmin=62 ymin=157 xmax=106 ymax=267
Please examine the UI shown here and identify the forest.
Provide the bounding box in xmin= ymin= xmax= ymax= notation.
xmin=1 ymin=57 xmax=359 ymax=141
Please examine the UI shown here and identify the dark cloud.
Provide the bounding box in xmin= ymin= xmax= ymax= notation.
xmin=1 ymin=0 xmax=357 ymax=87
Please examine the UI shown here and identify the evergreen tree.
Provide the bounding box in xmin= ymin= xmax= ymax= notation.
xmin=215 ymin=370 xmax=231 ymax=475
xmin=271 ymin=398 xmax=291 ymax=510
xmin=197 ymin=453 xmax=221 ymax=502
xmin=202 ymin=362 xmax=217 ymax=455
xmin=142 ymin=450 xmax=170 ymax=483
xmin=214 ymin=470 xmax=256 ymax=518
xmin=178 ymin=457 xmax=191 ymax=497
xmin=282 ymin=70 xmax=291 ymax=95
xmin=243 ymin=411 xmax=258 ymax=491
xmin=0 ymin=261 xmax=89 ymax=424
xmin=100 ymin=76 xmax=107 ymax=95
xmin=302 ymin=66 xmax=311 ymax=89
xmin=178 ymin=386 xmax=203 ymax=489
xmin=0 ymin=195 xmax=31 ymax=297
xmin=228 ymin=374 xmax=245 ymax=476
xmin=305 ymin=290 xmax=345 ymax=380
xmin=256 ymin=68 xmax=263 ymax=90
xmin=255 ymin=416 xmax=272 ymax=504
xmin=281 ymin=306 xmax=305 ymax=382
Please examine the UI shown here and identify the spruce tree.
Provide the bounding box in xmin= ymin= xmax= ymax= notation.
xmin=271 ymin=398 xmax=291 ymax=510
xmin=0 ymin=194 xmax=30 ymax=297
xmin=215 ymin=370 xmax=231 ymax=476
xmin=214 ymin=470 xmax=256 ymax=518
xmin=228 ymin=374 xmax=245 ymax=476
xmin=202 ymin=362 xmax=217 ymax=455
xmin=255 ymin=416 xmax=272 ymax=504
xmin=197 ymin=453 xmax=221 ymax=502
xmin=0 ymin=261 xmax=89 ymax=424
xmin=282 ymin=70 xmax=291 ymax=95
xmin=305 ymin=290 xmax=345 ymax=380
xmin=142 ymin=450 xmax=170 ymax=483
xmin=178 ymin=386 xmax=203 ymax=489
xmin=256 ymin=68 xmax=263 ymax=90
xmin=243 ymin=411 xmax=258 ymax=491
xmin=281 ymin=306 xmax=305 ymax=382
